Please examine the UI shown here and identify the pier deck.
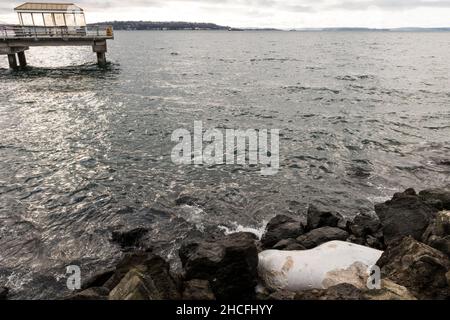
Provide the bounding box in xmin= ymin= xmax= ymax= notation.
xmin=0 ymin=26 xmax=114 ymax=68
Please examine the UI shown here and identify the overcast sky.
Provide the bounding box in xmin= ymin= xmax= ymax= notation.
xmin=1 ymin=0 xmax=450 ymax=28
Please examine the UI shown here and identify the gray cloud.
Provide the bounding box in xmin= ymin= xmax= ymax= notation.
xmin=328 ymin=0 xmax=450 ymax=11
xmin=1 ymin=0 xmax=450 ymax=26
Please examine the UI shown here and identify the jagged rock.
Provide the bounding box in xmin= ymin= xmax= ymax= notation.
xmin=296 ymin=227 xmax=349 ymax=249
xmin=349 ymin=211 xmax=381 ymax=238
xmin=0 ymin=287 xmax=9 ymax=300
xmin=108 ymin=253 xmax=180 ymax=300
xmin=419 ymin=186 xmax=450 ymax=210
xmin=346 ymin=235 xmax=366 ymax=246
xmin=261 ymin=215 xmax=304 ymax=248
xmin=306 ymin=204 xmax=345 ymax=231
xmin=268 ymin=290 xmax=297 ymax=300
xmin=81 ymin=269 xmax=115 ymax=290
xmin=182 ymin=279 xmax=215 ymax=300
xmin=273 ymin=238 xmax=306 ymax=251
xmin=293 ymin=280 xmax=416 ymax=300
xmin=109 ymin=269 xmax=156 ymax=300
xmin=422 ymin=211 xmax=450 ymax=256
xmin=375 ymin=189 xmax=437 ymax=244
xmin=111 ymin=227 xmax=148 ymax=248
xmin=365 ymin=235 xmax=384 ymax=250
xmin=377 ymin=236 xmax=450 ymax=300
xmin=446 ymin=270 xmax=450 ymax=286
xmin=179 ymin=232 xmax=258 ymax=300
xmin=294 ymin=283 xmax=365 ymax=300
xmin=364 ymin=279 xmax=416 ymax=300
xmin=103 ymin=251 xmax=153 ymax=290
xmin=105 ymin=251 xmax=180 ymax=299
xmin=66 ymin=287 xmax=109 ymax=300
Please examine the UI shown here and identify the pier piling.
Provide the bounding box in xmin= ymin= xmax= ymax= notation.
xmin=96 ymin=52 xmax=107 ymax=66
xmin=17 ymin=51 xmax=27 ymax=68
xmin=7 ymin=54 xmax=18 ymax=69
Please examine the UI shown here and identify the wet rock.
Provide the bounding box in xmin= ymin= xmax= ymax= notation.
xmin=374 ymin=189 xmax=437 ymax=244
xmin=111 ymin=227 xmax=148 ymax=248
xmin=306 ymin=204 xmax=345 ymax=231
xmin=294 ymin=283 xmax=365 ymax=300
xmin=346 ymin=235 xmax=366 ymax=246
xmin=364 ymin=279 xmax=416 ymax=300
xmin=182 ymin=279 xmax=215 ymax=300
xmin=377 ymin=236 xmax=450 ymax=300
xmin=273 ymin=238 xmax=306 ymax=250
xmin=293 ymin=280 xmax=416 ymax=300
xmin=349 ymin=211 xmax=381 ymax=238
xmin=296 ymin=227 xmax=349 ymax=249
xmin=365 ymin=235 xmax=384 ymax=250
xmin=108 ymin=253 xmax=180 ymax=300
xmin=261 ymin=215 xmax=304 ymax=248
xmin=109 ymin=269 xmax=156 ymax=300
xmin=66 ymin=287 xmax=109 ymax=300
xmin=419 ymin=186 xmax=450 ymax=210
xmin=103 ymin=251 xmax=180 ymax=299
xmin=268 ymin=290 xmax=297 ymax=300
xmin=179 ymin=232 xmax=258 ymax=300
xmin=447 ymin=270 xmax=450 ymax=286
xmin=0 ymin=287 xmax=8 ymax=300
xmin=422 ymin=211 xmax=450 ymax=256
xmin=81 ymin=269 xmax=115 ymax=290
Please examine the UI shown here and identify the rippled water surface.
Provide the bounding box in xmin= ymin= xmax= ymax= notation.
xmin=1 ymin=31 xmax=449 ymax=298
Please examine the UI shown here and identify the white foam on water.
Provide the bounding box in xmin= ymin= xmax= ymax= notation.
xmin=219 ymin=220 xmax=268 ymax=239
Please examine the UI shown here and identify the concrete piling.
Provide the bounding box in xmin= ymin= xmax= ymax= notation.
xmin=7 ymin=54 xmax=18 ymax=69
xmin=17 ymin=51 xmax=27 ymax=68
xmin=96 ymin=52 xmax=106 ymax=67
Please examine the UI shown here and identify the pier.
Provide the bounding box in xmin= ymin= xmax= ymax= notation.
xmin=0 ymin=2 xmax=113 ymax=69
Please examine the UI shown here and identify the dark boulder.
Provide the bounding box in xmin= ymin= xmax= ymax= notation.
xmin=293 ymin=281 xmax=416 ymax=300
xmin=419 ymin=186 xmax=450 ymax=210
xmin=108 ymin=262 xmax=180 ymax=300
xmin=347 ymin=211 xmax=384 ymax=249
xmin=0 ymin=287 xmax=8 ymax=300
xmin=179 ymin=232 xmax=258 ymax=300
xmin=111 ymin=227 xmax=148 ymax=248
xmin=296 ymin=227 xmax=349 ymax=249
xmin=104 ymin=251 xmax=180 ymax=299
xmin=65 ymin=287 xmax=109 ymax=300
xmin=374 ymin=189 xmax=438 ymax=244
xmin=422 ymin=210 xmax=450 ymax=257
xmin=272 ymin=238 xmax=306 ymax=251
xmin=306 ymin=204 xmax=345 ymax=231
xmin=261 ymin=215 xmax=304 ymax=248
xmin=294 ymin=283 xmax=365 ymax=300
xmin=377 ymin=236 xmax=450 ymax=300
xmin=81 ymin=269 xmax=115 ymax=290
xmin=349 ymin=211 xmax=381 ymax=238
xmin=182 ymin=279 xmax=215 ymax=300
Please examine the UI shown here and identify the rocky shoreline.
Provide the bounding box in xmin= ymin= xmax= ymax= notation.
xmin=2 ymin=186 xmax=449 ymax=300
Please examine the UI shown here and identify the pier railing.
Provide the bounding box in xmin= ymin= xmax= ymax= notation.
xmin=0 ymin=25 xmax=114 ymax=40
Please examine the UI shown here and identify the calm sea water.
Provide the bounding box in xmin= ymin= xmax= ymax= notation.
xmin=1 ymin=31 xmax=450 ymax=298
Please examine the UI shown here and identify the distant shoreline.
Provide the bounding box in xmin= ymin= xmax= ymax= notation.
xmin=88 ymin=21 xmax=450 ymax=32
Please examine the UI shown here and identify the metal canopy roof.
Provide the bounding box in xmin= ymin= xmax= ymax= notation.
xmin=15 ymin=2 xmax=83 ymax=12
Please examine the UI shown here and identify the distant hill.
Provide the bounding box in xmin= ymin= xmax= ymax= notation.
xmin=90 ymin=21 xmax=234 ymax=31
